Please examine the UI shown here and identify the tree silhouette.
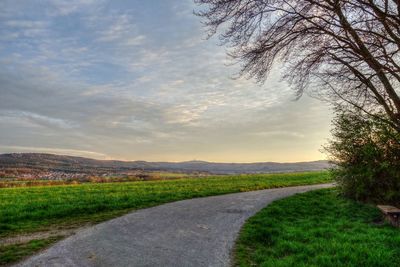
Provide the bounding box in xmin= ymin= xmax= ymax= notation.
xmin=195 ymin=0 xmax=400 ymax=131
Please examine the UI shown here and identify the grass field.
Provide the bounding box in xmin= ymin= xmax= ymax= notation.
xmin=1 ymin=171 xmax=330 ymax=237
xmin=0 ymin=171 xmax=330 ymax=265
xmin=234 ymin=189 xmax=400 ymax=267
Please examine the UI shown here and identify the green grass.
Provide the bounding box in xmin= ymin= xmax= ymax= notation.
xmin=0 ymin=171 xmax=330 ymax=238
xmin=0 ymin=237 xmax=62 ymax=265
xmin=234 ymin=189 xmax=400 ymax=267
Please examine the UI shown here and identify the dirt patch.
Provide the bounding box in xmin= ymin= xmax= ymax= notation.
xmin=0 ymin=225 xmax=91 ymax=246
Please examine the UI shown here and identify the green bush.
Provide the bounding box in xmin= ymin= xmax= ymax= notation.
xmin=325 ymin=109 xmax=400 ymax=205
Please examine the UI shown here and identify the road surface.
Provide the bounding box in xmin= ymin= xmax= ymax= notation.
xmin=16 ymin=183 xmax=333 ymax=267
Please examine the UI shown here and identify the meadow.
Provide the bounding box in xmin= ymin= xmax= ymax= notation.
xmin=0 ymin=171 xmax=330 ymax=264
xmin=0 ymin=171 xmax=330 ymax=237
xmin=234 ymin=189 xmax=400 ymax=267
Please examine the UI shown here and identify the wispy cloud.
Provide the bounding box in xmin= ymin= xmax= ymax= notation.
xmin=48 ymin=0 xmax=100 ymax=16
xmin=0 ymin=145 xmax=109 ymax=159
xmin=1 ymin=111 xmax=78 ymax=129
xmin=0 ymin=0 xmax=332 ymax=162
xmin=97 ymin=17 xmax=144 ymax=45
xmin=5 ymin=20 xmax=48 ymax=28
xmin=250 ymin=131 xmax=305 ymax=139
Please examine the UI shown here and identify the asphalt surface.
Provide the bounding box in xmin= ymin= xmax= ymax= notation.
xmin=16 ymin=183 xmax=333 ymax=267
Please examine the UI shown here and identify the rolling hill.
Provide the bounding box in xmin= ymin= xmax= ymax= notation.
xmin=0 ymin=153 xmax=331 ymax=174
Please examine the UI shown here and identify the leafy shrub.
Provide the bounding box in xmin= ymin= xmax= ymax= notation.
xmin=325 ymin=109 xmax=400 ymax=205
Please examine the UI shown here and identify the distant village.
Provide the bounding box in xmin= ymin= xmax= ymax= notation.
xmin=0 ymin=167 xmax=154 ymax=181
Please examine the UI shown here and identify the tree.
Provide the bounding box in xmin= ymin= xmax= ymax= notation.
xmin=195 ymin=0 xmax=400 ymax=131
xmin=324 ymin=107 xmax=400 ymax=204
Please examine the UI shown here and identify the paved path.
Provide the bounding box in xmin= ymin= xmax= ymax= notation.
xmin=16 ymin=184 xmax=333 ymax=267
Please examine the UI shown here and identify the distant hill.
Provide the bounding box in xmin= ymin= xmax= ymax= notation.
xmin=0 ymin=153 xmax=331 ymax=174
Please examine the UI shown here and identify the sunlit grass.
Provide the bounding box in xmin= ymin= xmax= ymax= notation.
xmin=0 ymin=171 xmax=331 ymax=238
xmin=234 ymin=189 xmax=400 ymax=267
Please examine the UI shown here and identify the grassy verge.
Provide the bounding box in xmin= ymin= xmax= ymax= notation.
xmin=234 ymin=189 xmax=400 ymax=267
xmin=0 ymin=237 xmax=63 ymax=266
xmin=0 ymin=171 xmax=330 ymax=266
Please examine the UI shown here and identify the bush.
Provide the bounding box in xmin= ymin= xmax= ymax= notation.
xmin=325 ymin=109 xmax=400 ymax=205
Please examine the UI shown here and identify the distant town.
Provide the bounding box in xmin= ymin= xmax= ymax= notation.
xmin=0 ymin=153 xmax=331 ymax=187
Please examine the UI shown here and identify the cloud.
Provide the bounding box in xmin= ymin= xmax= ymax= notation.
xmin=96 ymin=14 xmax=142 ymax=43
xmin=164 ymin=103 xmax=209 ymax=125
xmin=0 ymin=145 xmax=109 ymax=159
xmin=250 ymin=131 xmax=305 ymax=139
xmin=5 ymin=20 xmax=48 ymax=28
xmin=0 ymin=111 xmax=78 ymax=129
xmin=1 ymin=20 xmax=49 ymax=40
xmin=123 ymin=35 xmax=146 ymax=46
xmin=48 ymin=0 xmax=100 ymax=16
xmin=0 ymin=0 xmax=332 ymax=162
xmin=126 ymin=48 xmax=170 ymax=70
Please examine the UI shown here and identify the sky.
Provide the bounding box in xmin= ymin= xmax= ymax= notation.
xmin=0 ymin=0 xmax=332 ymax=163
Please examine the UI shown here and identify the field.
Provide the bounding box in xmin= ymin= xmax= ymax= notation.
xmin=0 ymin=171 xmax=193 ymax=188
xmin=0 ymin=171 xmax=330 ymax=265
xmin=234 ymin=189 xmax=400 ymax=267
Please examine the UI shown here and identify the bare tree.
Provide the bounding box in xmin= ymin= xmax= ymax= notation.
xmin=195 ymin=0 xmax=400 ymax=131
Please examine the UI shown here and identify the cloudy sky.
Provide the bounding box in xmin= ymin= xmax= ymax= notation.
xmin=0 ymin=0 xmax=332 ymax=163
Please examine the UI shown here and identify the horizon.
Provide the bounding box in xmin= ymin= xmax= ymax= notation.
xmin=0 ymin=152 xmax=329 ymax=164
xmin=0 ymin=0 xmax=332 ymax=162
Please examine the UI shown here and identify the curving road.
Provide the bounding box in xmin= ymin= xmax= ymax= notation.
xmin=16 ymin=183 xmax=333 ymax=267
